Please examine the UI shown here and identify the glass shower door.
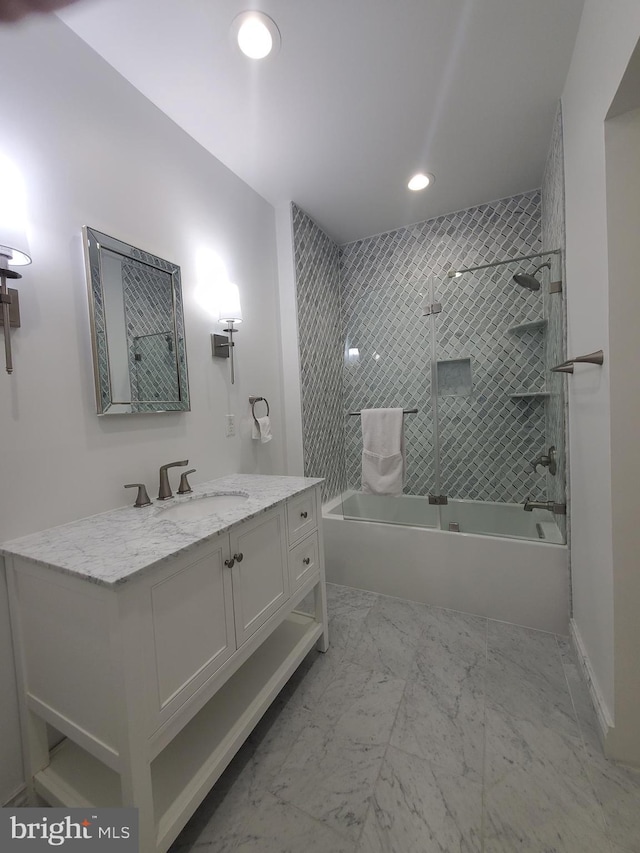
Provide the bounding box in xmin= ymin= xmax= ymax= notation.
xmin=433 ymin=254 xmax=564 ymax=541
xmin=341 ymin=280 xmax=438 ymax=527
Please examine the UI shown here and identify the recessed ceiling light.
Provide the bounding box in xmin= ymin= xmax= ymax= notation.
xmin=231 ymin=11 xmax=281 ymax=59
xmin=408 ymin=173 xmax=434 ymax=191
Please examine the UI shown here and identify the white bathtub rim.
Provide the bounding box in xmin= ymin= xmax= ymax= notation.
xmin=322 ymin=493 xmax=567 ymax=551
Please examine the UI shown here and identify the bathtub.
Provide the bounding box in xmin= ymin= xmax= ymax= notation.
xmin=322 ymin=492 xmax=569 ymax=633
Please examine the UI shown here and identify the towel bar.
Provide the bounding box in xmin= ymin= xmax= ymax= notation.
xmin=348 ymin=408 xmax=418 ymax=416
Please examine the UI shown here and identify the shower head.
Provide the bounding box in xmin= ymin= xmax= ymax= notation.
xmin=512 ymin=261 xmax=551 ymax=292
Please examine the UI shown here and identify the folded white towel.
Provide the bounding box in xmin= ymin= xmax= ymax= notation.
xmin=361 ymin=408 xmax=405 ymax=496
xmin=252 ymin=415 xmax=272 ymax=443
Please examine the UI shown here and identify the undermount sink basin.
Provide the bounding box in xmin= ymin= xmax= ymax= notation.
xmin=157 ymin=492 xmax=249 ymax=522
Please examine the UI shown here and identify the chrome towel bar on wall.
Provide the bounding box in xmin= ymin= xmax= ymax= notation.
xmin=551 ymin=350 xmax=604 ymax=374
xmin=348 ymin=408 xmax=419 ymax=417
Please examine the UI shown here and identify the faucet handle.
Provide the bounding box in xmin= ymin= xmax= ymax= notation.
xmin=178 ymin=469 xmax=196 ymax=495
xmin=124 ymin=483 xmax=152 ymax=508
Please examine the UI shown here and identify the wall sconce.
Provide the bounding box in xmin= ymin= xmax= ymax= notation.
xmin=0 ymin=224 xmax=31 ymax=374
xmin=211 ymin=282 xmax=242 ymax=384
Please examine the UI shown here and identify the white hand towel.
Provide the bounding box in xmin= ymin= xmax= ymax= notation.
xmin=361 ymin=408 xmax=405 ymax=495
xmin=252 ymin=416 xmax=272 ymax=443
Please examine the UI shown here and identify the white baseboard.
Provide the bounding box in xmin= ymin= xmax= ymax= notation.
xmin=570 ymin=618 xmax=614 ymax=743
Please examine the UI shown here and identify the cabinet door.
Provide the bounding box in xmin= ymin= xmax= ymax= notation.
xmin=230 ymin=507 xmax=289 ymax=646
xmin=146 ymin=538 xmax=236 ymax=728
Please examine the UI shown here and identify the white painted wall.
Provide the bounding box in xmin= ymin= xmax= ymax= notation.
xmin=0 ymin=17 xmax=284 ymax=801
xmin=605 ymin=105 xmax=640 ymax=763
xmin=562 ymin=0 xmax=640 ymax=739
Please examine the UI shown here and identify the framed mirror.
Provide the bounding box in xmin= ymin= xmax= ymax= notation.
xmin=83 ymin=227 xmax=190 ymax=415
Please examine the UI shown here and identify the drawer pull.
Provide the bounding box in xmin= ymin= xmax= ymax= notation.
xmin=300 ymin=511 xmax=308 ymax=519
xmin=303 ymin=557 xmax=311 ymax=565
xmin=224 ymin=557 xmax=235 ymax=568
xmin=234 ymin=552 xmax=244 ymax=563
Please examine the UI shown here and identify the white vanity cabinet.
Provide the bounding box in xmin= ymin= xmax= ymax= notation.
xmin=229 ymin=507 xmax=290 ymax=645
xmin=5 ymin=480 xmax=327 ymax=853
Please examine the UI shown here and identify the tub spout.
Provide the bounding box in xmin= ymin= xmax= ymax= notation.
xmin=523 ymin=498 xmax=566 ymax=515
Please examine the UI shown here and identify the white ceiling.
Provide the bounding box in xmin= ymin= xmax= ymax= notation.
xmin=59 ymin=0 xmax=585 ymax=244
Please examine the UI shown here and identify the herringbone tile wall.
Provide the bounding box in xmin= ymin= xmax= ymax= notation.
xmin=292 ymin=204 xmax=345 ymax=501
xmin=293 ymin=189 xmax=563 ymax=507
xmin=341 ymin=191 xmax=547 ymax=502
xmin=542 ymin=104 xmax=568 ymax=539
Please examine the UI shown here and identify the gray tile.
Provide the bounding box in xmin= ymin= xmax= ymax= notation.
xmin=271 ymin=724 xmax=387 ymax=842
xmin=390 ymin=664 xmax=484 ymax=780
xmin=357 ymin=745 xmax=482 ymax=853
xmin=240 ymin=690 xmax=315 ymax=795
xmin=389 ymin=609 xmax=486 ymax=779
xmin=582 ymin=742 xmax=640 ymax=853
xmin=326 ymin=583 xmax=380 ymax=613
xmin=485 ymin=621 xmax=579 ymax=738
xmin=279 ymin=645 xmax=345 ymax=714
xmin=419 ymin=607 xmax=487 ymax=661
xmin=484 ymin=708 xmax=608 ymax=852
xmin=169 ymin=742 xmax=258 ymax=851
xmin=178 ymin=786 xmax=355 ymax=853
xmin=311 ymin=660 xmax=405 ymax=745
xmin=346 ymin=596 xmax=428 ymax=678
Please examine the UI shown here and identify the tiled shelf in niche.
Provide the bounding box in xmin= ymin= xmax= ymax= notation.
xmin=507 ymin=319 xmax=547 ymax=334
xmin=508 ymin=390 xmax=550 ymax=399
xmin=436 ymin=358 xmax=472 ymax=397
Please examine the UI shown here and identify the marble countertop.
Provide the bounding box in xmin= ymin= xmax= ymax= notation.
xmin=0 ymin=474 xmax=323 ymax=587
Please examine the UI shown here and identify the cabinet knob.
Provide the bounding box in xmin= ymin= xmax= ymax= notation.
xmin=234 ymin=552 xmax=244 ymax=563
xmin=300 ymin=511 xmax=308 ymax=519
xmin=224 ymin=557 xmax=235 ymax=568
xmin=303 ymin=557 xmax=311 ymax=565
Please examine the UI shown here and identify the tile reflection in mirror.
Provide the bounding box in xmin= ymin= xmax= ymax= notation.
xmin=83 ymin=226 xmax=190 ymax=414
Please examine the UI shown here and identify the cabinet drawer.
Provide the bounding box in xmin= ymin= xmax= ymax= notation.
xmin=287 ymin=491 xmax=317 ymax=545
xmin=289 ymin=532 xmax=319 ymax=591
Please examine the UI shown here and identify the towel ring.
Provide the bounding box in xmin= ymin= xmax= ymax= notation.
xmin=249 ymin=395 xmax=270 ymax=429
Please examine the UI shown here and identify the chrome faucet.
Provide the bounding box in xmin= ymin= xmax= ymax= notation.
xmin=523 ymin=498 xmax=566 ymax=515
xmin=158 ymin=460 xmax=189 ymax=500
xmin=529 ymin=446 xmax=556 ymax=475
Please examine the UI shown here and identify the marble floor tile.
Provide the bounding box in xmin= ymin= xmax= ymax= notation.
xmin=485 ymin=621 xmax=579 ymax=738
xmin=345 ymin=595 xmax=429 ymax=679
xmin=174 ymin=786 xmax=356 ymax=853
xmin=278 ymin=644 xmax=345 ymax=715
xmin=581 ymin=742 xmax=640 ymax=853
xmin=389 ymin=661 xmax=484 ymax=779
xmin=483 ymin=708 xmax=609 ymax=852
xmin=326 ymin=583 xmax=380 ymax=614
xmin=311 ymin=660 xmax=405 ymax=745
xmin=390 ymin=606 xmax=487 ymax=777
xmin=419 ymin=607 xmax=488 ymax=658
xmin=357 ymin=745 xmax=482 ymax=853
xmin=270 ymin=724 xmax=387 ymax=842
xmin=169 ymin=742 xmax=259 ymax=851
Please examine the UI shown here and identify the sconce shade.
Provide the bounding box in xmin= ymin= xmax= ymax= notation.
xmin=0 ymin=223 xmax=31 ymax=266
xmin=217 ymin=282 xmax=243 ymax=324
